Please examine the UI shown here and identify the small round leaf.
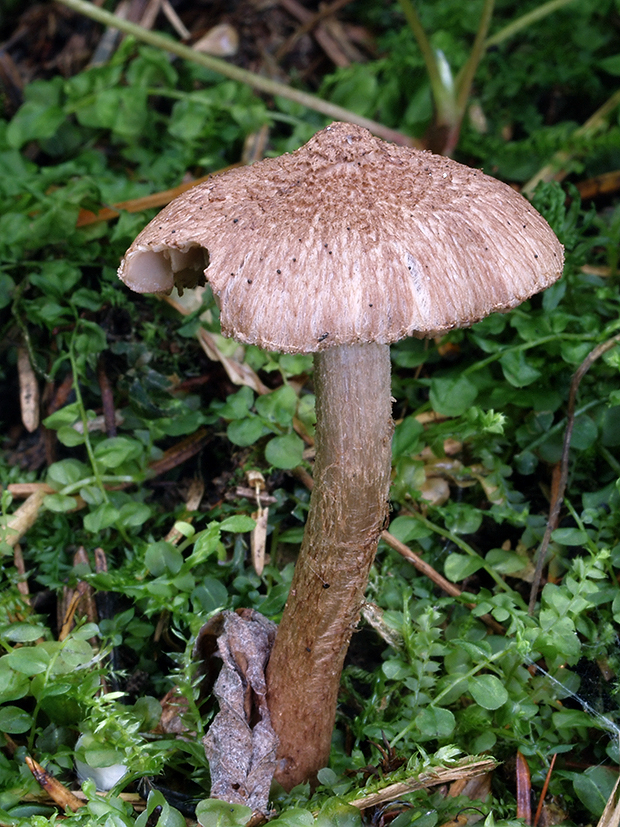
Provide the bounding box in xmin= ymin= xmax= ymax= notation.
xmin=468 ymin=674 xmax=508 ymax=710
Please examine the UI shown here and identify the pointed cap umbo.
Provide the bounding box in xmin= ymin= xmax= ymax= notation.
xmin=118 ymin=122 xmax=564 ymax=354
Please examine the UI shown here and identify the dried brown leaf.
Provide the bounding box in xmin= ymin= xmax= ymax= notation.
xmin=203 ymin=609 xmax=277 ymax=813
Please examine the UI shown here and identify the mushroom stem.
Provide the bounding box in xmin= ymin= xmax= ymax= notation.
xmin=266 ymin=342 xmax=393 ymax=790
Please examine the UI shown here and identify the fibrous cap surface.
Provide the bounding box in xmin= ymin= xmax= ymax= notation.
xmin=119 ymin=122 xmax=564 ymax=353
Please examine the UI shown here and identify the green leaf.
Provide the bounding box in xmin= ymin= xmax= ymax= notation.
xmin=468 ymin=674 xmax=508 ymax=709
xmin=6 ymin=101 xmax=66 ymax=149
xmin=94 ymin=437 xmax=143 ymax=468
xmin=56 ymin=426 xmax=85 ymax=447
xmin=429 ymin=374 xmax=478 ymax=416
xmin=118 ymin=502 xmax=152 ymax=528
xmin=551 ymin=528 xmax=589 ymax=546
xmin=269 ymin=808 xmax=314 ymax=826
xmin=193 ymin=578 xmax=229 ymax=614
xmin=415 ymin=706 xmax=456 ymax=739
xmin=599 ymin=54 xmax=620 ymax=75
xmin=573 ymin=766 xmax=618 ymax=817
xmin=500 ymin=350 xmax=542 ymax=387
xmin=195 ymin=798 xmax=253 ymax=827
xmin=392 ymin=416 xmax=424 ymax=457
xmin=265 ymin=433 xmax=305 ymax=469
xmin=145 ymin=542 xmax=183 ymax=576
xmin=0 ymin=623 xmax=46 ymax=643
xmin=485 ymin=548 xmax=528 ymax=575
xmin=444 ymin=553 xmax=484 ymax=582
xmin=0 ymin=705 xmax=33 ymax=734
xmin=43 ymin=403 xmax=81 ymax=430
xmin=220 ymin=515 xmax=256 ymax=533
xmin=315 ymin=797 xmax=362 ymax=827
xmin=279 ymin=354 xmax=313 ymax=376
xmin=6 ymin=646 xmax=50 ymax=676
xmin=44 ymin=493 xmax=79 ymax=513
xmin=83 ymin=503 xmax=120 ymax=533
xmin=0 ymin=273 xmax=15 ymax=310
xmin=387 ymin=516 xmax=432 ymax=544
xmin=227 ymin=416 xmax=267 ymax=447
xmin=47 ymin=458 xmax=90 ymax=488
xmin=218 ymin=386 xmax=255 ymax=420
xmin=570 ymin=415 xmax=598 ymax=451
xmin=444 ymin=503 xmax=482 ymax=534
xmin=255 ymin=384 xmax=298 ymax=426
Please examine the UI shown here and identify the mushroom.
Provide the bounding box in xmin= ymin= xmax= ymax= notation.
xmin=118 ymin=122 xmax=564 ymax=790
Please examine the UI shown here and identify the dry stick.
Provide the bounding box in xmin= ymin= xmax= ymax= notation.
xmin=56 ymin=0 xmax=417 ymax=147
xmin=75 ymin=166 xmax=239 ymax=227
xmin=275 ymin=0 xmax=355 ymax=62
xmin=17 ymin=346 xmax=39 ymax=433
xmin=528 ymin=332 xmax=620 ymax=613
xmin=1 ymin=489 xmax=46 ymax=548
xmin=25 ymin=756 xmax=85 ymax=812
xmin=381 ymin=530 xmax=505 ymax=635
xmin=96 ymin=354 xmax=117 ymax=437
xmin=12 ymin=543 xmax=29 ymax=598
xmin=347 ymin=758 xmax=497 ymax=810
xmin=533 ymin=752 xmax=557 ymax=827
xmin=275 ymin=0 xmax=356 ymax=66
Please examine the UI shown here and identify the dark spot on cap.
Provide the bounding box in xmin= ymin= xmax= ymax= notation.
xmin=233 ymin=218 xmax=238 ymax=223
xmin=277 ymin=269 xmax=281 ymax=274
xmin=318 ymin=332 xmax=329 ymax=342
xmin=247 ymin=279 xmax=253 ymax=284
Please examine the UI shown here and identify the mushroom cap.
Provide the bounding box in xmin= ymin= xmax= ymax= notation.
xmin=118 ymin=122 xmax=564 ymax=354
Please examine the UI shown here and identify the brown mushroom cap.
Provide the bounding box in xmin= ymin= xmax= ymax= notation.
xmin=118 ymin=122 xmax=564 ymax=354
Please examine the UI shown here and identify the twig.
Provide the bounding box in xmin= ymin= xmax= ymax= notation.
xmin=17 ymin=346 xmax=39 ymax=433
xmin=75 ymin=166 xmax=238 ymax=226
xmin=25 ymin=756 xmax=85 ymax=812
xmin=13 ymin=543 xmax=29 ymax=598
xmin=97 ymin=354 xmax=117 ymax=437
xmin=381 ymin=530 xmax=505 ymax=634
xmin=1 ymin=489 xmax=46 ymax=548
xmin=528 ymin=332 xmax=620 ymax=612
xmin=56 ymin=0 xmax=418 ymax=147
xmin=275 ymin=0 xmax=355 ymax=62
xmin=381 ymin=530 xmax=464 ymax=599
xmin=164 ymin=479 xmax=205 ymax=544
xmin=146 ymin=428 xmax=212 ymax=478
xmin=347 ymin=758 xmax=497 ymax=810
xmin=533 ymin=753 xmax=557 ymax=827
